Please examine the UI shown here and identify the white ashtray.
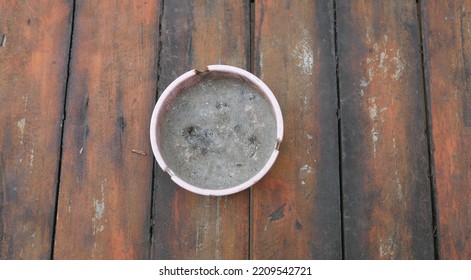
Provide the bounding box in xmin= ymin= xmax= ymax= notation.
xmin=150 ymin=65 xmax=283 ymax=196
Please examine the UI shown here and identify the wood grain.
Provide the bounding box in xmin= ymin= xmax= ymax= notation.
xmin=252 ymin=0 xmax=341 ymax=259
xmin=337 ymin=0 xmax=434 ymax=259
xmin=53 ymin=0 xmax=159 ymax=259
xmin=152 ymin=0 xmax=250 ymax=259
xmin=0 ymin=1 xmax=73 ymax=259
xmin=421 ymin=0 xmax=471 ymax=259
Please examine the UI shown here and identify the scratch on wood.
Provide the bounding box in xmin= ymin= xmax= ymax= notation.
xmin=195 ymin=223 xmax=201 ymax=255
xmin=459 ymin=10 xmax=467 ymax=95
xmin=131 ymin=149 xmax=146 ymax=156
xmin=392 ymin=137 xmax=403 ymax=201
xmin=394 ymin=169 xmax=403 ymax=201
xmin=305 ymin=189 xmax=314 ymax=200
xmin=22 ymin=95 xmax=28 ymax=111
xmin=92 ymin=179 xmax=106 ymax=235
xmin=29 ymin=146 xmax=35 ymax=169
xmin=371 ymin=127 xmax=379 ymax=158
xmin=459 ymin=9 xmax=471 ymax=126
xmin=259 ymin=52 xmax=264 ymax=79
xmin=17 ymin=118 xmax=25 ymax=145
xmin=0 ymin=152 xmax=4 ymax=250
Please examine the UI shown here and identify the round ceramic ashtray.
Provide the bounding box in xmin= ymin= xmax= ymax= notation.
xmin=150 ymin=65 xmax=283 ymax=196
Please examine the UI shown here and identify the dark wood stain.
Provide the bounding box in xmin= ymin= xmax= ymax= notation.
xmin=422 ymin=0 xmax=471 ymax=259
xmin=54 ymin=0 xmax=159 ymax=259
xmin=311 ymin=0 xmax=342 ymax=257
xmin=295 ymin=218 xmax=303 ymax=230
xmin=0 ymin=1 xmax=73 ymax=259
xmin=268 ymin=204 xmax=285 ymax=222
xmin=0 ymin=151 xmax=5 ymax=256
xmin=1 ymin=0 xmax=470 ymax=261
xmin=337 ymin=0 xmax=434 ymax=259
xmin=458 ymin=10 xmax=471 ymax=127
xmin=253 ymin=0 xmax=341 ymax=259
xmin=117 ymin=115 xmax=126 ymax=132
xmin=152 ymin=0 xmax=250 ymax=260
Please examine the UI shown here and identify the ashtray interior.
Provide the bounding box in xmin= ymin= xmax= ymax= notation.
xmin=150 ymin=65 xmax=283 ymax=196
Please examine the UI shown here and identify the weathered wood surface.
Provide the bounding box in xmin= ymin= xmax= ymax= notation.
xmin=252 ymin=0 xmax=341 ymax=259
xmin=0 ymin=1 xmax=73 ymax=259
xmin=421 ymin=0 xmax=471 ymax=259
xmin=337 ymin=0 xmax=434 ymax=259
xmin=3 ymin=0 xmax=471 ymax=260
xmin=152 ymin=0 xmax=250 ymax=259
xmin=53 ymin=0 xmax=159 ymax=259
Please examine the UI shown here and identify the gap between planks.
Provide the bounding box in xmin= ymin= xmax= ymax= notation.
xmin=248 ymin=0 xmax=255 ymax=260
xmin=149 ymin=0 xmax=166 ymax=260
xmin=332 ymin=0 xmax=346 ymax=260
xmin=415 ymin=0 xmax=440 ymax=260
xmin=50 ymin=0 xmax=77 ymax=260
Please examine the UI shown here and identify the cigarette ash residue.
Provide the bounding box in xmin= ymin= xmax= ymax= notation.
xmin=160 ymin=73 xmax=277 ymax=190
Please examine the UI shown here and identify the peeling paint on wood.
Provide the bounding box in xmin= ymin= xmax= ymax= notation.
xmin=338 ymin=0 xmax=434 ymax=259
xmin=253 ymin=0 xmax=341 ymax=259
xmin=54 ymin=0 xmax=159 ymax=259
xmin=17 ymin=118 xmax=25 ymax=145
xmin=0 ymin=0 xmax=72 ymax=259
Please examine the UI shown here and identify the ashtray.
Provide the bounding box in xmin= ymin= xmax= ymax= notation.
xmin=150 ymin=65 xmax=283 ymax=196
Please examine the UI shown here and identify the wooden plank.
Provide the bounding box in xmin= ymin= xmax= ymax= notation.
xmin=53 ymin=0 xmax=159 ymax=259
xmin=421 ymin=0 xmax=471 ymax=259
xmin=252 ymin=0 xmax=341 ymax=259
xmin=152 ymin=0 xmax=250 ymax=259
xmin=337 ymin=0 xmax=434 ymax=259
xmin=0 ymin=1 xmax=72 ymax=259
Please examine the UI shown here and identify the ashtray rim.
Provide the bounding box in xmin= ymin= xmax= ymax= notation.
xmin=150 ymin=64 xmax=283 ymax=196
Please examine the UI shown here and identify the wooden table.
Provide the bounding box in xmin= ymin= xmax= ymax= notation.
xmin=1 ymin=0 xmax=470 ymax=260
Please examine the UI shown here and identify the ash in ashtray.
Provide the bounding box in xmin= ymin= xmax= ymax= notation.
xmin=160 ymin=73 xmax=277 ymax=190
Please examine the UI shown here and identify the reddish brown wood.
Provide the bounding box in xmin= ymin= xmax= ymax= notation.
xmin=0 ymin=1 xmax=73 ymax=259
xmin=152 ymin=0 xmax=250 ymax=259
xmin=252 ymin=0 xmax=341 ymax=259
xmin=53 ymin=0 xmax=159 ymax=259
xmin=337 ymin=0 xmax=434 ymax=259
xmin=422 ymin=0 xmax=471 ymax=259
xmin=6 ymin=0 xmax=470 ymax=261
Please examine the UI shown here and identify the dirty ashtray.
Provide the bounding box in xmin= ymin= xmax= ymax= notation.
xmin=150 ymin=65 xmax=283 ymax=196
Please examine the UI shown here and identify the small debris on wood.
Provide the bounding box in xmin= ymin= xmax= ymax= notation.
xmin=79 ymin=147 xmax=83 ymax=154
xmin=132 ymin=149 xmax=146 ymax=156
xmin=195 ymin=67 xmax=209 ymax=75
xmin=1 ymin=35 xmax=6 ymax=47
